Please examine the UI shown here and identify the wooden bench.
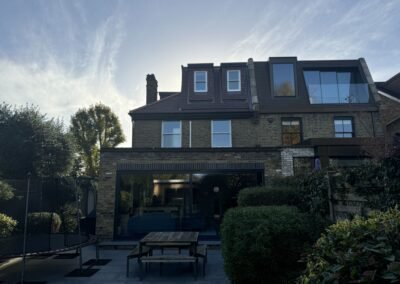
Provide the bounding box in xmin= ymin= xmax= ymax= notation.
xmin=195 ymin=245 xmax=207 ymax=276
xmin=148 ymin=242 xmax=191 ymax=254
xmin=126 ymin=246 xmax=151 ymax=277
xmin=138 ymin=255 xmax=198 ymax=280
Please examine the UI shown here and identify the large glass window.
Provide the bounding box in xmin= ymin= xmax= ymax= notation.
xmin=281 ymin=118 xmax=302 ymax=145
xmin=162 ymin=121 xmax=181 ymax=147
xmin=304 ymin=70 xmax=369 ymax=104
xmin=194 ymin=71 xmax=207 ymax=92
xmin=211 ymin=120 xmax=232 ymax=147
xmin=272 ymin=64 xmax=295 ymax=96
xmin=227 ymin=70 xmax=241 ymax=92
xmin=114 ymin=171 xmax=262 ymax=239
xmin=334 ymin=118 xmax=353 ymax=138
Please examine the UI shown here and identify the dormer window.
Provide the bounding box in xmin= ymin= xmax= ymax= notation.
xmin=227 ymin=70 xmax=241 ymax=92
xmin=194 ymin=71 xmax=207 ymax=93
xmin=272 ymin=63 xmax=295 ymax=96
xmin=304 ymin=70 xmax=369 ymax=104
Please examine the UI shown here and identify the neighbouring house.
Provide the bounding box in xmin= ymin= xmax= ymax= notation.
xmin=97 ymin=57 xmax=386 ymax=240
xmin=376 ymin=72 xmax=400 ymax=152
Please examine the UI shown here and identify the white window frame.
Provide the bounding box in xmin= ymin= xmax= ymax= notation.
xmin=194 ymin=71 xmax=208 ymax=93
xmin=161 ymin=121 xmax=182 ymax=148
xmin=211 ymin=120 xmax=232 ymax=148
xmin=227 ymin=70 xmax=241 ymax=92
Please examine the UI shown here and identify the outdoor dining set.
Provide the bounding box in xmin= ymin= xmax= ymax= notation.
xmin=126 ymin=231 xmax=207 ymax=280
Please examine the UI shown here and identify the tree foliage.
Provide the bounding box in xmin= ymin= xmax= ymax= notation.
xmin=0 ymin=180 xmax=14 ymax=201
xmin=0 ymin=103 xmax=75 ymax=178
xmin=70 ymin=103 xmax=125 ymax=176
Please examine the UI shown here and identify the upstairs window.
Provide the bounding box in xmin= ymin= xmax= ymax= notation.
xmin=211 ymin=120 xmax=232 ymax=147
xmin=272 ymin=64 xmax=295 ymax=96
xmin=304 ymin=70 xmax=369 ymax=104
xmin=281 ymin=118 xmax=302 ymax=145
xmin=194 ymin=71 xmax=207 ymax=92
xmin=227 ymin=70 xmax=241 ymax=92
xmin=334 ymin=118 xmax=353 ymax=138
xmin=162 ymin=121 xmax=181 ymax=147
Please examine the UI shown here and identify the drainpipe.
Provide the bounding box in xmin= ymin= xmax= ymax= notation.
xmin=247 ymin=58 xmax=259 ymax=111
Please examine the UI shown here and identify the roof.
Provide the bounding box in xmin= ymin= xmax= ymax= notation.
xmin=130 ymin=58 xmax=379 ymax=120
xmin=376 ymin=72 xmax=400 ymax=99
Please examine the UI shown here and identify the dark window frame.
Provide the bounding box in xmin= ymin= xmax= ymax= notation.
xmin=333 ymin=116 xmax=354 ymax=138
xmin=270 ymin=62 xmax=297 ymax=97
xmin=281 ymin=117 xmax=302 ymax=145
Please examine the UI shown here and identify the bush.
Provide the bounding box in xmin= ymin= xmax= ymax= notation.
xmin=59 ymin=204 xmax=80 ymax=233
xmin=238 ymin=186 xmax=301 ymax=207
xmin=27 ymin=212 xmax=62 ymax=233
xmin=0 ymin=213 xmax=17 ymax=237
xmin=0 ymin=180 xmax=15 ymax=201
xmin=221 ymin=206 xmax=322 ymax=283
xmin=300 ymin=208 xmax=400 ymax=283
xmin=296 ymin=171 xmax=330 ymax=217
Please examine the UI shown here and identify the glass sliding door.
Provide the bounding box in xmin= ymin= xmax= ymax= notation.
xmin=114 ymin=171 xmax=262 ymax=240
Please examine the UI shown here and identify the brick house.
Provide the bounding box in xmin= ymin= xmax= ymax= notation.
xmin=376 ymin=73 xmax=400 ymax=152
xmin=97 ymin=57 xmax=385 ymax=240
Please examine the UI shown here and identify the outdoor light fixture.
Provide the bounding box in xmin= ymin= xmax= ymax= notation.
xmin=213 ymin=186 xmax=220 ymax=193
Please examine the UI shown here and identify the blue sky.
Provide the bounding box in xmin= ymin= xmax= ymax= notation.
xmin=0 ymin=0 xmax=399 ymax=146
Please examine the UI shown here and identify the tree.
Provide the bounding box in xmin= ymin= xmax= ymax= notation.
xmin=70 ymin=103 xmax=125 ymax=176
xmin=0 ymin=103 xmax=75 ymax=178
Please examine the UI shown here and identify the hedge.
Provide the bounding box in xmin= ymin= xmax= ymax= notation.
xmin=300 ymin=208 xmax=400 ymax=283
xmin=27 ymin=212 xmax=62 ymax=234
xmin=0 ymin=213 xmax=17 ymax=237
xmin=221 ymin=206 xmax=323 ymax=283
xmin=237 ymin=186 xmax=301 ymax=207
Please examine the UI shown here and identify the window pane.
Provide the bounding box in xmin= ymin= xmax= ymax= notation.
xmin=334 ymin=120 xmax=344 ymax=132
xmin=228 ymin=81 xmax=240 ymax=91
xmin=320 ymin=72 xmax=339 ymax=103
xmin=212 ymin=120 xmax=230 ymax=133
xmin=212 ymin=133 xmax=231 ymax=147
xmin=195 ymin=82 xmax=207 ymax=92
xmin=228 ymin=70 xmax=240 ymax=81
xmin=163 ymin=134 xmax=181 ymax=147
xmin=342 ymin=120 xmax=352 ymax=132
xmin=304 ymin=71 xmax=322 ymax=103
xmin=337 ymin=72 xmax=351 ymax=103
xmin=163 ymin=121 xmax=181 ymax=134
xmin=195 ymin=71 xmax=206 ymax=82
xmin=273 ymin=64 xmax=295 ymax=96
xmin=343 ymin=133 xmax=353 ymax=138
xmin=291 ymin=133 xmax=301 ymax=145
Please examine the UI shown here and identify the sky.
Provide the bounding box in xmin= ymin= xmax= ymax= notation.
xmin=0 ymin=0 xmax=399 ymax=147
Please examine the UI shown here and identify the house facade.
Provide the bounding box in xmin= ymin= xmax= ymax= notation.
xmin=97 ymin=57 xmax=385 ymax=240
xmin=376 ymin=73 xmax=400 ymax=152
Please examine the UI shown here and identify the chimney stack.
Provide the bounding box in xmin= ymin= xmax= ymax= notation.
xmin=146 ymin=74 xmax=158 ymax=104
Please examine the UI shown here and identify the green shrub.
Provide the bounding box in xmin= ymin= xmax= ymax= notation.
xmin=27 ymin=212 xmax=62 ymax=233
xmin=0 ymin=213 xmax=17 ymax=237
xmin=0 ymin=180 xmax=14 ymax=201
xmin=221 ymin=206 xmax=322 ymax=283
xmin=59 ymin=204 xmax=80 ymax=233
xmin=238 ymin=186 xmax=301 ymax=207
xmin=296 ymin=171 xmax=330 ymax=217
xmin=300 ymin=208 xmax=400 ymax=283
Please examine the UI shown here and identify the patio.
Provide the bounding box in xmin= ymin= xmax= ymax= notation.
xmin=0 ymin=245 xmax=229 ymax=283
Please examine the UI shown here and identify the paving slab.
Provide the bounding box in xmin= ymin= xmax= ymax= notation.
xmin=0 ymin=245 xmax=229 ymax=283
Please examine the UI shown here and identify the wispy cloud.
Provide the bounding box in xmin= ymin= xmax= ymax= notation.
xmin=0 ymin=0 xmax=137 ymax=146
xmin=227 ymin=0 xmax=399 ymax=80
